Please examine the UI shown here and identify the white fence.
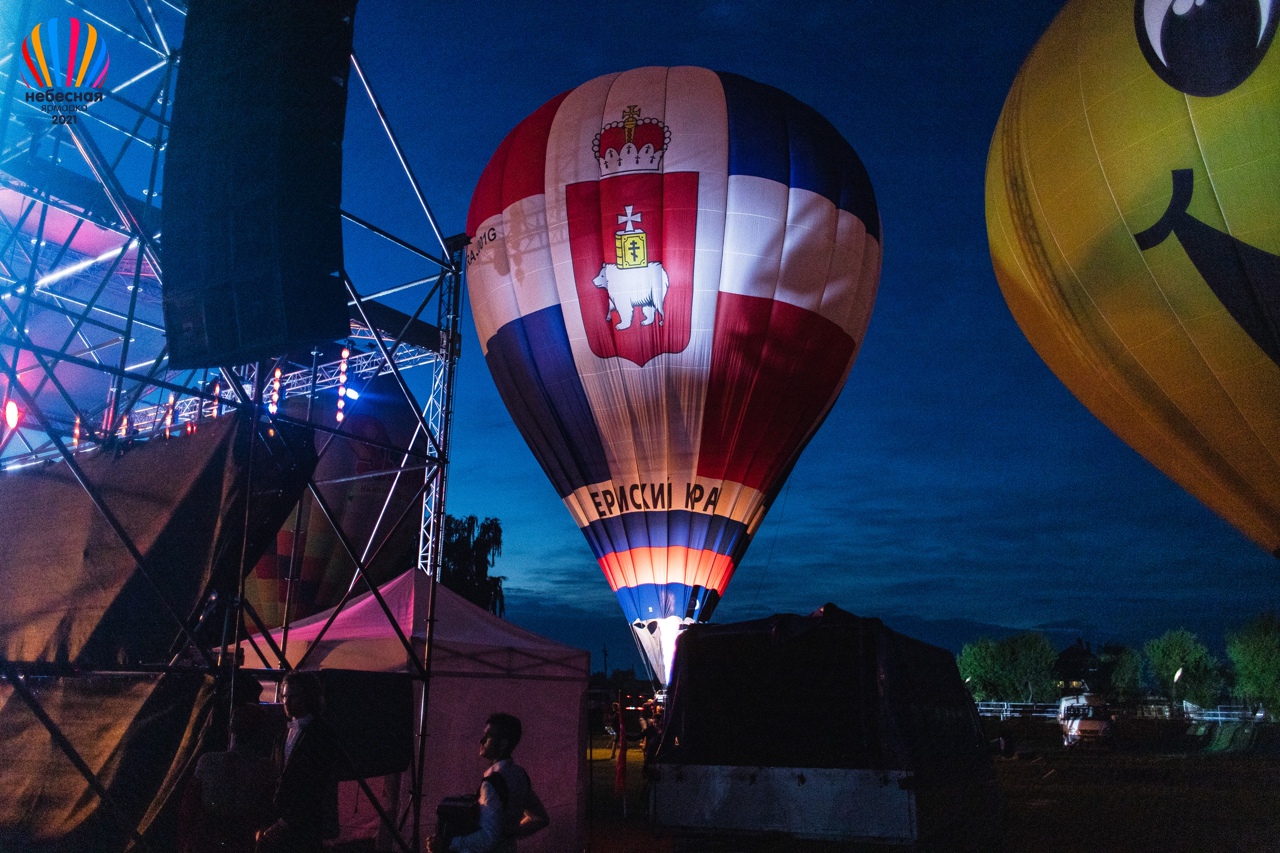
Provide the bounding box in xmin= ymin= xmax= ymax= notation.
xmin=976 ymin=702 xmax=1058 ymax=720
xmin=1190 ymin=705 xmax=1265 ymax=723
xmin=976 ymin=701 xmax=1265 ymax=723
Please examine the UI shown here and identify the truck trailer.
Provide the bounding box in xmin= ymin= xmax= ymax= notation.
xmin=650 ymin=604 xmax=1003 ymax=851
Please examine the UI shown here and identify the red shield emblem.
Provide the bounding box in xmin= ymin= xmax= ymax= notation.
xmin=566 ymin=171 xmax=698 ymax=366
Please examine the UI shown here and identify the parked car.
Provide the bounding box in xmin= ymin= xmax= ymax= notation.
xmin=1058 ymin=693 xmax=1113 ymax=748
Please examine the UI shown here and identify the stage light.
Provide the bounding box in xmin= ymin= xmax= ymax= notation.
xmin=337 ymin=345 xmax=350 ymax=424
xmin=4 ymin=401 xmax=19 ymax=430
xmin=269 ymin=367 xmax=282 ymax=415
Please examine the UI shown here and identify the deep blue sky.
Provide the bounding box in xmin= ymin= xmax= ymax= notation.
xmin=338 ymin=1 xmax=1280 ymax=671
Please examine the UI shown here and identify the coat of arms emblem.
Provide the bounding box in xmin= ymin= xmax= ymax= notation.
xmin=566 ymin=106 xmax=697 ymax=366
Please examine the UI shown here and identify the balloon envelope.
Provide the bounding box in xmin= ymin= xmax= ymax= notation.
xmin=245 ymin=375 xmax=422 ymax=626
xmin=987 ymin=0 xmax=1280 ymax=556
xmin=466 ymin=67 xmax=882 ymax=682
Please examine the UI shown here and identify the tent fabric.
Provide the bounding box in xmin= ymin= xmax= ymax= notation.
xmin=657 ymin=603 xmax=988 ymax=771
xmin=243 ymin=570 xmax=588 ymax=853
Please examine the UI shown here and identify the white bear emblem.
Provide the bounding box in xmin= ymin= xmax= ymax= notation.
xmin=592 ymin=262 xmax=670 ymax=330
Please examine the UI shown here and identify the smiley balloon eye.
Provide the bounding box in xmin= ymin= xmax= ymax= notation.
xmin=1136 ymin=0 xmax=1278 ymax=95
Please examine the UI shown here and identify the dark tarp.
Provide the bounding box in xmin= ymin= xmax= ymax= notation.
xmin=0 ymin=412 xmax=316 ymax=850
xmin=656 ymin=603 xmax=989 ymax=771
xmin=0 ymin=672 xmax=213 ymax=853
xmin=0 ymin=412 xmax=316 ymax=666
xmin=317 ymin=669 xmax=414 ymax=781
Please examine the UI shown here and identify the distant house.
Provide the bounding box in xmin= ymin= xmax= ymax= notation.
xmin=1055 ymin=638 xmax=1099 ymax=694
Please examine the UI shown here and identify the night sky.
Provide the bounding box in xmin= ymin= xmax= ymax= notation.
xmin=337 ymin=1 xmax=1280 ymax=672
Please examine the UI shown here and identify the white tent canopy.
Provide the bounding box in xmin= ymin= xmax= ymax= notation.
xmin=243 ymin=569 xmax=588 ymax=852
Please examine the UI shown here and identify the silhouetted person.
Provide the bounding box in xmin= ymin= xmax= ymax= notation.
xmin=613 ymin=702 xmax=628 ymax=798
xmin=257 ymin=672 xmax=338 ymax=853
xmin=180 ymin=704 xmax=276 ymax=853
xmin=607 ymin=702 xmax=622 ymax=759
xmin=639 ymin=703 xmax=663 ymax=780
xmin=426 ymin=712 xmax=549 ymax=853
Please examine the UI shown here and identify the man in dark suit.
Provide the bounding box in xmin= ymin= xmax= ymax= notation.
xmin=257 ymin=671 xmax=339 ymax=853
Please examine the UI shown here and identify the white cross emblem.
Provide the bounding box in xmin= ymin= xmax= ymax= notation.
xmin=617 ymin=205 xmax=642 ymax=232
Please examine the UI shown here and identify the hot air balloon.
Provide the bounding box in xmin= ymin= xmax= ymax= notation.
xmin=466 ymin=67 xmax=881 ymax=683
xmin=987 ymin=0 xmax=1280 ymax=556
xmin=245 ymin=373 xmax=423 ymax=626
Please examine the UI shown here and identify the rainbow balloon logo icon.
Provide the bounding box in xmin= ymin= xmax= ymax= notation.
xmin=20 ymin=17 xmax=109 ymax=90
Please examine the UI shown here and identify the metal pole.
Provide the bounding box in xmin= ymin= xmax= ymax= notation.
xmin=228 ymin=363 xmax=264 ymax=711
xmin=349 ymin=53 xmax=451 ymax=260
xmin=0 ymin=661 xmax=153 ymax=852
xmin=0 ymin=0 xmax=33 ymax=156
xmin=345 ymin=276 xmax=442 ymax=459
xmin=0 ymin=359 xmax=215 ymax=667
xmin=278 ymin=349 xmax=321 ymax=685
xmin=289 ymin=477 xmax=429 ymax=671
xmin=412 ymin=244 xmax=464 ymax=852
xmin=301 ymin=483 xmax=428 ymax=680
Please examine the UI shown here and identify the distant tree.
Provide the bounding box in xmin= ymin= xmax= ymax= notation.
xmin=1001 ymin=632 xmax=1058 ymax=703
xmin=1144 ymin=629 xmax=1220 ymax=709
xmin=1227 ymin=613 xmax=1280 ymax=718
xmin=1096 ymin=643 xmax=1143 ymax=703
xmin=958 ymin=633 xmax=1057 ymax=703
xmin=958 ymin=638 xmax=1003 ymax=701
xmin=440 ymin=515 xmax=505 ymax=616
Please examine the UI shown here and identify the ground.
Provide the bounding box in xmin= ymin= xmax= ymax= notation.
xmin=998 ymin=749 xmax=1280 ymax=852
xmin=585 ymin=726 xmax=1280 ymax=853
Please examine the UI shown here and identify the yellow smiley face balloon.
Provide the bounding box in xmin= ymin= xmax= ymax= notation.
xmin=987 ymin=0 xmax=1280 ymax=556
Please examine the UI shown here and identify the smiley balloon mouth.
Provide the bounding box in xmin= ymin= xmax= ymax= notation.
xmin=1135 ymin=169 xmax=1280 ymax=367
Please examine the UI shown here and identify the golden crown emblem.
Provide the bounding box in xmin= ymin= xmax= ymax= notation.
xmin=594 ymin=106 xmax=670 ymax=175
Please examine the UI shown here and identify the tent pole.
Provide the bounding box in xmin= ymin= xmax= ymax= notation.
xmin=413 ymin=570 xmax=434 ymax=852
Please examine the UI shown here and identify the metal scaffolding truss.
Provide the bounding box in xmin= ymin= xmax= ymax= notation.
xmin=0 ymin=0 xmax=461 ymax=571
xmin=0 ymin=2 xmax=464 ymax=850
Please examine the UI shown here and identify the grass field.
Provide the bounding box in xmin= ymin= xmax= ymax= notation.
xmin=584 ymin=726 xmax=1280 ymax=853
xmin=998 ymin=750 xmax=1280 ymax=852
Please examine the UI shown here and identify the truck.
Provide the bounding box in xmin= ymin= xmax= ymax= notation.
xmin=649 ymin=604 xmax=1003 ymax=851
xmin=1058 ymin=693 xmax=1113 ymax=749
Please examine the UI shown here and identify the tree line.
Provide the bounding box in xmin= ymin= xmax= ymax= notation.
xmin=957 ymin=614 xmax=1280 ymax=716
xmin=439 ymin=514 xmax=506 ymax=616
